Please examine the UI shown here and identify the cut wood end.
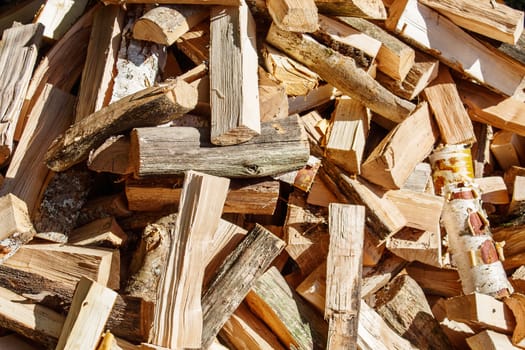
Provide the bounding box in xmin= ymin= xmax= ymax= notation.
xmin=133 ymin=19 xmax=169 ymax=45
xmin=166 ymin=78 xmax=199 ymax=112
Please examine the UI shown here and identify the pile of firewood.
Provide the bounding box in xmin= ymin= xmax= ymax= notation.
xmin=1 ymin=0 xmax=525 ymax=348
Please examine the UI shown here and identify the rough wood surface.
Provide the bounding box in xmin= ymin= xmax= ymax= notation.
xmin=467 ymin=330 xmax=521 ymax=350
xmin=375 ymin=274 xmax=453 ymax=349
xmin=151 ymin=171 xmax=229 ymax=349
xmin=69 ymin=217 xmax=127 ymax=248
xmin=209 ymin=4 xmax=260 ymax=145
xmin=325 ymin=204 xmax=365 ymax=349
xmin=75 ymin=5 xmax=124 ymax=122
xmin=504 ymin=293 xmax=525 ymax=347
xmin=87 ymin=135 xmax=133 ymax=175
xmin=34 ymin=0 xmax=88 ymax=41
xmin=130 ymin=114 xmax=309 ymax=178
xmin=0 ymin=22 xmax=43 ymax=166
xmin=406 ymin=262 xmax=462 ymax=298
xmin=337 ymin=16 xmax=414 ymax=81
xmin=422 ymin=66 xmax=476 ymax=144
xmin=0 ymin=194 xmax=35 ymax=263
xmin=45 ymin=78 xmax=197 ymax=172
xmin=0 ymin=85 xmax=75 ymax=215
xmin=201 ymin=224 xmax=285 ymax=349
xmin=133 ymin=5 xmax=208 ymax=45
xmin=266 ymin=23 xmax=415 ymax=123
xmin=55 ymin=277 xmax=117 ymax=350
xmin=245 ymin=266 xmax=328 ymax=350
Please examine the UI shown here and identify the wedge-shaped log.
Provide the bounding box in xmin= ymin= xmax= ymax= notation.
xmin=69 ymin=217 xmax=127 ymax=248
xmin=386 ymin=0 xmax=525 ymax=100
xmin=210 ymin=4 xmax=260 ymax=145
xmin=422 ymin=66 xmax=476 ymax=144
xmin=201 ymin=224 xmax=285 ymax=349
xmin=131 ymin=114 xmax=309 ymax=178
xmin=266 ymin=23 xmax=415 ymax=124
xmin=325 ymin=204 xmax=365 ymax=349
xmin=337 ymin=16 xmax=414 ymax=81
xmin=473 ymin=176 xmax=509 ymax=205
xmin=419 ymin=0 xmax=524 ymax=45
xmin=387 ymin=228 xmax=442 ymax=267
xmin=133 ymin=5 xmax=208 ymax=46
xmin=361 ymin=102 xmax=437 ymax=189
xmin=45 ymin=78 xmax=197 ymax=172
xmin=376 ymin=50 xmax=439 ymax=101
xmin=267 ymin=0 xmax=318 ymax=33
xmin=325 ymin=97 xmax=369 ymax=175
xmin=75 ymin=5 xmax=124 ymax=121
xmin=1 ymin=85 xmax=75 ymax=215
xmin=314 ymin=0 xmax=386 ymax=19
xmin=151 ymin=171 xmax=229 ymax=349
xmin=56 ymin=277 xmax=117 ymax=350
xmin=321 ymin=162 xmax=407 ymax=241
xmin=375 ymin=274 xmax=453 ymax=349
xmin=458 ymin=78 xmax=525 ymax=137
xmin=406 ymin=262 xmax=461 ymax=297
xmin=0 ymin=22 xmax=43 ymax=166
xmin=245 ymin=266 xmax=328 ymax=350
xmin=445 ymin=293 xmax=516 ymax=333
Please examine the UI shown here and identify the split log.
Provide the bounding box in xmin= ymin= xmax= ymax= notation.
xmin=337 ymin=16 xmax=414 ymax=81
xmin=262 ymin=44 xmax=320 ymax=96
xmin=209 ymin=4 xmax=260 ymax=145
xmin=245 ymin=266 xmax=328 ymax=350
xmin=441 ymin=182 xmax=513 ymax=298
xmin=457 ymin=78 xmax=525 ymax=137
xmin=320 ymin=162 xmax=407 ymax=241
xmin=87 ymin=135 xmax=133 ymax=175
xmin=325 ymin=204 xmax=365 ymax=349
xmin=130 ymin=114 xmax=309 ymax=178
xmin=406 ymin=262 xmax=462 ymax=297
xmin=0 ymin=0 xmax=45 ymax=34
xmin=32 ymin=167 xmax=93 ymax=235
xmin=266 ymin=23 xmax=415 ymax=123
xmin=4 ymin=243 xmax=120 ymax=290
xmin=467 ymin=330 xmax=521 ymax=350
xmin=472 ymin=122 xmax=494 ymax=178
xmin=361 ymin=102 xmax=437 ymax=189
xmin=374 ymin=274 xmax=453 ymax=349
xmin=69 ymin=217 xmax=127 ymax=248
xmin=75 ymin=5 xmax=124 ymax=122
xmin=284 ymin=190 xmax=329 ymax=276
xmin=76 ymin=193 xmax=132 ymax=227
xmin=386 ymin=0 xmax=525 ymax=100
xmin=473 ymin=176 xmax=509 ymax=205
xmin=401 ymin=162 xmax=433 ymax=193
xmin=0 ymin=194 xmax=35 ymax=263
xmin=444 ymin=292 xmax=516 ymax=333
xmin=313 ymin=15 xmax=381 ymax=74
xmin=151 ymin=171 xmax=229 ymax=349
xmin=504 ymin=293 xmax=525 ymax=347
xmin=103 ymin=0 xmax=241 ymax=5
xmin=132 ymin=5 xmax=208 ymax=46
xmin=431 ymin=298 xmax=475 ymax=350
xmin=175 ymin=21 xmax=210 ymax=65
xmin=125 ymin=177 xmax=280 ymax=215
xmin=361 ymin=252 xmax=407 ymax=298
xmin=307 ymin=176 xmax=339 ymax=207
xmin=314 ymin=0 xmax=386 ymax=19
xmin=422 ymin=66 xmax=476 ymax=144
xmin=419 ymin=0 xmax=524 ymax=45
xmin=0 ymin=84 xmax=75 ymax=216
xmin=493 ymin=225 xmax=525 ymax=259
xmin=504 ymin=166 xmax=525 ymax=195
xmin=0 ymin=22 xmax=43 ymax=166
xmin=201 ymin=224 xmax=285 ymax=349
xmin=386 ymin=228 xmax=442 ymax=267
xmin=267 ymin=0 xmax=318 ymax=33
xmin=45 ymin=78 xmax=197 ymax=172
xmin=55 ymin=277 xmax=117 ymax=350
xmin=273 ymin=155 xmax=321 ymax=193
xmin=325 ymin=97 xmax=369 ymax=175
xmin=258 ymin=67 xmax=288 ymax=122
xmin=17 ymin=4 xmax=96 ymax=137
xmin=218 ymin=303 xmax=286 ymax=350
xmin=34 ymin=0 xmax=88 ymax=41
xmin=509 ymin=176 xmax=525 ymax=215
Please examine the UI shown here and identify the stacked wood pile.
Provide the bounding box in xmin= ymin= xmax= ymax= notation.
xmin=2 ymin=0 xmax=525 ymax=348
